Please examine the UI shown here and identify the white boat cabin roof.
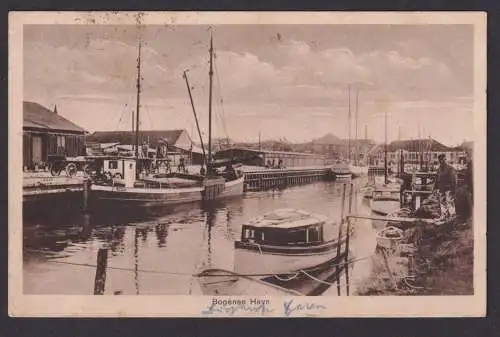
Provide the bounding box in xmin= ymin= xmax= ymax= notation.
xmin=244 ymin=208 xmax=327 ymax=229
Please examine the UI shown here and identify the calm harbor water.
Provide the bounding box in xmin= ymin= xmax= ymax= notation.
xmin=23 ymin=178 xmax=382 ymax=295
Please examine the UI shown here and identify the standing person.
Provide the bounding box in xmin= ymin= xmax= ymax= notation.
xmin=435 ymin=154 xmax=457 ymax=195
xmin=465 ymin=154 xmax=473 ymax=202
xmin=455 ymin=153 xmax=473 ymax=221
xmin=178 ymin=156 xmax=186 ymax=173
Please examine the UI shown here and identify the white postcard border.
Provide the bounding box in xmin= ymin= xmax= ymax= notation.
xmin=8 ymin=11 xmax=487 ymax=317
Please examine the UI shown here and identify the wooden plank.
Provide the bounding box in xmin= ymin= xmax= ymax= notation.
xmin=346 ymin=213 xmax=439 ymax=224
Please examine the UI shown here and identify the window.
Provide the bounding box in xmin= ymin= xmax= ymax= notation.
xmin=109 ymin=161 xmax=118 ymax=169
xmin=307 ymin=225 xmax=322 ymax=243
xmin=57 ymin=135 xmax=65 ymax=148
xmin=243 ymin=228 xmax=255 ymax=239
xmin=287 ymin=228 xmax=308 ymax=244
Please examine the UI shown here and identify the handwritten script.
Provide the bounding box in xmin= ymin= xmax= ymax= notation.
xmin=201 ymin=302 xmax=273 ymax=316
xmin=283 ymin=299 xmax=327 ymax=316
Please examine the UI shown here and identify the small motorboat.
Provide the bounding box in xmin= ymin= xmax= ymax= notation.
xmin=376 ymin=226 xmax=405 ymax=250
xmin=234 ymin=208 xmax=347 ymax=276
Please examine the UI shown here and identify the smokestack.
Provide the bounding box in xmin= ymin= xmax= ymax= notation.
xmin=54 ymin=105 xmax=58 ymax=115
xmin=364 ymin=125 xmax=367 ymax=140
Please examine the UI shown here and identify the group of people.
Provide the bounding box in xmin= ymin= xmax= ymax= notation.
xmin=265 ymin=159 xmax=284 ymax=169
xmin=429 ymin=154 xmax=473 ymax=220
xmin=399 ymin=153 xmax=473 ymax=221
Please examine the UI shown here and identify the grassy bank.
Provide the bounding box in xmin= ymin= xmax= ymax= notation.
xmin=356 ymin=217 xmax=474 ymax=296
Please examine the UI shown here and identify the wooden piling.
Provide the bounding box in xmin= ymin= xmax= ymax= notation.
xmin=94 ymin=248 xmax=108 ymax=295
xmin=344 ymin=183 xmax=353 ymax=296
xmin=83 ymin=178 xmax=91 ymax=212
xmin=335 ymin=183 xmax=347 ymax=296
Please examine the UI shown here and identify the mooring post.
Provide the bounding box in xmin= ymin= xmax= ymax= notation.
xmin=94 ymin=248 xmax=108 ymax=295
xmin=344 ymin=187 xmax=353 ymax=296
xmin=335 ymin=183 xmax=347 ymax=296
xmin=83 ymin=178 xmax=91 ymax=212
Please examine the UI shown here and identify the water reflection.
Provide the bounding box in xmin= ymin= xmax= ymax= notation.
xmin=155 ymin=224 xmax=169 ymax=248
xmin=23 ymin=180 xmax=379 ymax=295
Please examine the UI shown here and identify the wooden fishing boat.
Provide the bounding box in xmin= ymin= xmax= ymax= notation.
xmin=91 ymin=32 xmax=245 ymax=207
xmin=349 ymin=163 xmax=369 ymax=177
xmin=91 ymin=157 xmax=244 ymax=207
xmin=369 ymin=109 xmax=401 ymax=215
xmin=234 ymin=208 xmax=347 ymax=276
xmin=371 ymin=184 xmax=401 ymax=216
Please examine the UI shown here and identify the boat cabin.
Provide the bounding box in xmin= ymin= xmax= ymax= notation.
xmin=90 ymin=156 xmax=138 ymax=188
xmin=411 ymin=171 xmax=436 ymax=191
xmin=400 ymin=172 xmax=437 ymax=210
xmin=239 ymin=209 xmax=333 ymax=246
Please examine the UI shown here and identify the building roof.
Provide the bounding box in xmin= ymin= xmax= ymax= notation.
xmin=217 ymin=147 xmax=324 ymax=157
xmin=23 ymin=101 xmax=86 ymax=133
xmin=86 ymin=129 xmax=187 ymax=147
xmin=368 ymin=139 xmax=454 ymax=155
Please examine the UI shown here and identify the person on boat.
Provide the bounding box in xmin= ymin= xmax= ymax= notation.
xmin=435 ymin=154 xmax=457 ymax=195
xmin=141 ymin=141 xmax=148 ymax=158
xmin=399 ymin=172 xmax=413 ymax=204
xmin=223 ymin=163 xmax=237 ymax=181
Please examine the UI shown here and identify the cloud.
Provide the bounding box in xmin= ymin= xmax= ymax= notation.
xmin=23 ymin=26 xmax=473 ymax=146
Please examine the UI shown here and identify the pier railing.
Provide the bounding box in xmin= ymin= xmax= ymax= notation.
xmin=243 ymin=167 xmax=332 ymax=191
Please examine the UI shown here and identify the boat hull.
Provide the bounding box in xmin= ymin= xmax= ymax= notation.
xmin=371 ymin=198 xmax=401 ymax=216
xmin=349 ymin=164 xmax=369 ymax=177
xmin=91 ymin=176 xmax=244 ymax=207
xmin=234 ymin=239 xmax=345 ymax=275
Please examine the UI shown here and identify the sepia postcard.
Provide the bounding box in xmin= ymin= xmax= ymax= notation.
xmin=9 ymin=11 xmax=486 ymax=317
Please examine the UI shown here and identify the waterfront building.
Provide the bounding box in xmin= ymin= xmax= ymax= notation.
xmin=366 ymin=138 xmax=468 ymax=168
xmin=215 ymin=148 xmax=326 ymax=168
xmin=23 ymin=101 xmax=86 ymax=171
xmin=86 ymin=129 xmax=205 ymax=165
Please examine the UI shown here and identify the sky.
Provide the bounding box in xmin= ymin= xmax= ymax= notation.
xmin=23 ymin=24 xmax=474 ymax=146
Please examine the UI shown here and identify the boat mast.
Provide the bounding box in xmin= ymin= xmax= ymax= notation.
xmin=384 ymin=109 xmax=388 ymax=184
xmin=135 ymin=42 xmax=142 ymax=177
xmin=347 ymin=84 xmax=351 ymax=162
xmin=355 ymin=87 xmax=359 ymax=165
xmin=183 ymin=70 xmax=208 ymax=168
xmin=208 ymin=31 xmax=214 ymax=167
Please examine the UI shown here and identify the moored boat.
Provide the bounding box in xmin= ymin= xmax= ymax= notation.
xmin=234 ymin=208 xmax=347 ymax=276
xmin=91 ymin=157 xmax=244 ymax=207
xmin=90 ymin=31 xmax=245 ymax=208
xmin=349 ymin=163 xmax=369 ymax=177
xmin=371 ymin=183 xmax=401 ymax=216
xmin=330 ymin=161 xmax=353 ymax=180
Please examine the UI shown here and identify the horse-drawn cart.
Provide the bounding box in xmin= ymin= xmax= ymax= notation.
xmin=47 ymin=155 xmax=89 ymax=177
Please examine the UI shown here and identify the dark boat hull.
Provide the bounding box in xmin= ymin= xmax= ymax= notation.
xmin=91 ymin=176 xmax=244 ymax=208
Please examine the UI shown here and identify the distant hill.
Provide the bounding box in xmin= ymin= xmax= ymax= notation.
xmin=311 ymin=133 xmax=343 ymax=145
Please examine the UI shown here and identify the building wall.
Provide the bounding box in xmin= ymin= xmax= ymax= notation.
xmin=23 ymin=130 xmax=85 ymax=169
xmin=371 ymin=149 xmax=467 ymax=166
xmin=262 ymin=153 xmax=325 ymax=167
